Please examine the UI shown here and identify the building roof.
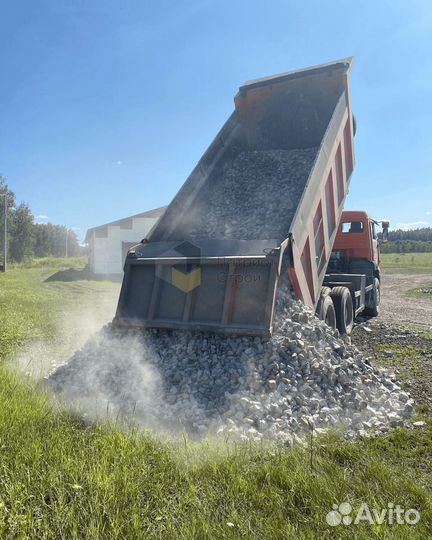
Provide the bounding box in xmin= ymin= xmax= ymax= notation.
xmin=84 ymin=206 xmax=167 ymax=243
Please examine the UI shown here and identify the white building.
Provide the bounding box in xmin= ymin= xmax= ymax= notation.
xmin=85 ymin=207 xmax=166 ymax=276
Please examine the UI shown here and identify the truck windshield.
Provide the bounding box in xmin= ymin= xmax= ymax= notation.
xmin=342 ymin=221 xmax=364 ymax=233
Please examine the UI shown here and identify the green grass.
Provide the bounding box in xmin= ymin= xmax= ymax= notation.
xmin=1 ymin=369 xmax=432 ymax=539
xmin=381 ymin=253 xmax=432 ymax=274
xmin=1 ymin=259 xmax=432 ymax=538
xmin=9 ymin=256 xmax=89 ymax=270
xmin=405 ymin=327 xmax=432 ymax=340
xmin=407 ymin=286 xmax=432 ymax=300
xmin=0 ymin=257 xmax=119 ymax=363
xmin=375 ymin=344 xmax=427 ymax=383
xmin=0 ymin=267 xmax=56 ymax=360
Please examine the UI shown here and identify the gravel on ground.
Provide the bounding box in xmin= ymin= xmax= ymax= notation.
xmin=48 ymin=283 xmax=412 ymax=444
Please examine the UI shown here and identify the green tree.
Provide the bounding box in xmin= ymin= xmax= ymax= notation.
xmin=65 ymin=229 xmax=81 ymax=257
xmin=0 ymin=176 xmax=16 ymax=208
xmin=33 ymin=223 xmax=82 ymax=258
xmin=9 ymin=203 xmax=34 ymax=262
xmin=0 ymin=176 xmax=17 ymax=265
xmin=1 ymin=175 xmax=84 ymax=262
xmin=33 ymin=223 xmax=52 ymax=257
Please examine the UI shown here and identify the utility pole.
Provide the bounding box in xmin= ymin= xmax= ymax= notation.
xmin=65 ymin=229 xmax=68 ymax=258
xmin=1 ymin=194 xmax=7 ymax=272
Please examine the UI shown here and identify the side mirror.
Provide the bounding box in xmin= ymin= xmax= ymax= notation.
xmin=381 ymin=220 xmax=390 ymax=243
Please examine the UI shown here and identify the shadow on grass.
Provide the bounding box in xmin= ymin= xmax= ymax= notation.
xmin=44 ymin=268 xmax=123 ymax=283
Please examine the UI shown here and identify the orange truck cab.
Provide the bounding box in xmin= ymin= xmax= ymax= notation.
xmin=333 ymin=211 xmax=381 ymax=269
xmin=319 ymin=210 xmax=389 ymax=334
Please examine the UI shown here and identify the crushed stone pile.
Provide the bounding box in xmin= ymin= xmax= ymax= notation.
xmin=186 ymin=148 xmax=318 ymax=241
xmin=48 ymin=287 xmax=413 ymax=444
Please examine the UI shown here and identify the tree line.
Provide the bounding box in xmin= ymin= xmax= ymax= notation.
xmin=378 ymin=227 xmax=432 ymax=253
xmin=0 ymin=176 xmax=83 ymax=262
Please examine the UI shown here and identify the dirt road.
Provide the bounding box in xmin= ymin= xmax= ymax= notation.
xmin=352 ymin=272 xmax=432 ymax=411
xmin=378 ymin=273 xmax=432 ymax=328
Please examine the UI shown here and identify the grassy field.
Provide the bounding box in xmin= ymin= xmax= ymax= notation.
xmin=381 ymin=252 xmax=432 ymax=274
xmin=0 ymin=257 xmax=120 ymax=369
xmin=377 ymin=343 xmax=428 ymax=383
xmin=1 ymin=258 xmax=432 ymax=539
xmin=407 ymin=286 xmax=432 ymax=300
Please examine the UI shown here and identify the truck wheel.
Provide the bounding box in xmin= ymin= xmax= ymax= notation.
xmin=321 ymin=286 xmax=331 ymax=297
xmin=364 ymin=277 xmax=380 ymax=317
xmin=315 ymin=287 xmax=331 ymax=318
xmin=317 ymin=294 xmax=336 ymax=330
xmin=330 ymin=286 xmax=354 ymax=335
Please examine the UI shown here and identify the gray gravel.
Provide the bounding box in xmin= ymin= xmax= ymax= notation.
xmin=48 ymin=285 xmax=413 ymax=444
xmin=187 ymin=148 xmax=318 ymax=241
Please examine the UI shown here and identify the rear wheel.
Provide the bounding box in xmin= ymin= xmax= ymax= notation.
xmin=316 ymin=292 xmax=336 ymax=330
xmin=364 ymin=277 xmax=380 ymax=317
xmin=330 ymin=286 xmax=354 ymax=335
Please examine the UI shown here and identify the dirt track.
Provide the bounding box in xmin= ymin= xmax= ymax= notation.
xmin=378 ymin=273 xmax=432 ymax=328
xmin=352 ymin=272 xmax=432 ymax=412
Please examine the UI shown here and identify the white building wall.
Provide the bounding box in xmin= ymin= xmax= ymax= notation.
xmin=91 ymin=216 xmax=159 ymax=275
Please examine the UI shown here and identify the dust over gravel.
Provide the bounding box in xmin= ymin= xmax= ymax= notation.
xmin=48 ymin=285 xmax=413 ymax=444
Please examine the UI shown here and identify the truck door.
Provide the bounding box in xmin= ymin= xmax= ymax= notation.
xmin=370 ymin=220 xmax=380 ymax=265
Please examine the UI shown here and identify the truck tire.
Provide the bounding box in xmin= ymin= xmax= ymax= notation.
xmin=315 ymin=287 xmax=331 ymax=319
xmin=320 ymin=286 xmax=331 ymax=297
xmin=364 ymin=277 xmax=380 ymax=317
xmin=317 ymin=294 xmax=336 ymax=330
xmin=330 ymin=286 xmax=354 ymax=335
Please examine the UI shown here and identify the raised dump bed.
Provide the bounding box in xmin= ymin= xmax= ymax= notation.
xmin=114 ymin=58 xmax=355 ymax=337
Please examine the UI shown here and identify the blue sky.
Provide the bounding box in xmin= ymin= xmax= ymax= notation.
xmin=1 ymin=0 xmax=431 ymax=240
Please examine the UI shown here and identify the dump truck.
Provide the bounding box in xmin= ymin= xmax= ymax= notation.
xmin=114 ymin=57 xmax=388 ymax=337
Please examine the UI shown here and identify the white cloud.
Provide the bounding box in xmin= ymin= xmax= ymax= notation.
xmin=395 ymin=221 xmax=430 ymax=231
xmin=36 ymin=215 xmax=49 ymax=220
xmin=426 ymin=211 xmax=431 ymax=216
xmin=116 ymin=160 xmax=123 ymax=166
